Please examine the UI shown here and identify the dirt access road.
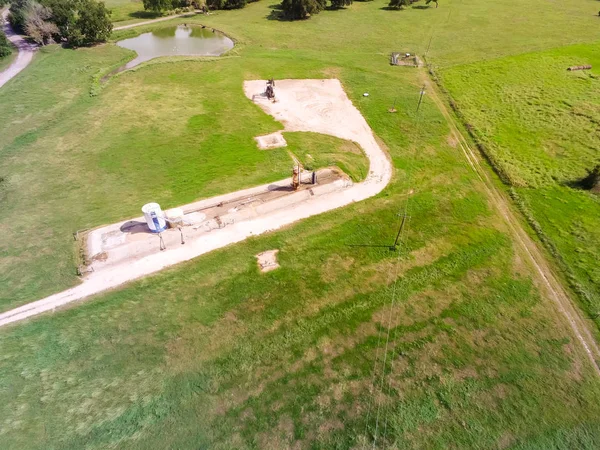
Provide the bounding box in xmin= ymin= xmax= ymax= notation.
xmin=0 ymin=79 xmax=392 ymax=327
xmin=0 ymin=9 xmax=36 ymax=89
xmin=421 ymin=70 xmax=600 ymax=374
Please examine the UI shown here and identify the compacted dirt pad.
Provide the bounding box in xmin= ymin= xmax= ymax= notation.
xmin=0 ymin=79 xmax=392 ymax=327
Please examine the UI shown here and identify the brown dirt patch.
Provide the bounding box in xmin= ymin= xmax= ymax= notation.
xmin=446 ymin=133 xmax=459 ymax=148
xmin=321 ymin=255 xmax=355 ymax=283
xmin=256 ymin=249 xmax=280 ymax=272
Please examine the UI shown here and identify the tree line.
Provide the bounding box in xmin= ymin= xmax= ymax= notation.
xmin=7 ymin=0 xmax=112 ymax=46
xmin=143 ymin=0 xmax=438 ymax=20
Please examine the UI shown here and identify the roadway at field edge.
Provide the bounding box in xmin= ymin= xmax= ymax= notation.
xmin=113 ymin=11 xmax=202 ymax=31
xmin=420 ymin=69 xmax=600 ymax=376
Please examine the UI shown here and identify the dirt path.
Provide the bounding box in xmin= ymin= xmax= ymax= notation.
xmin=0 ymin=79 xmax=392 ymax=327
xmin=421 ymin=70 xmax=600 ymax=374
xmin=0 ymin=9 xmax=36 ymax=89
xmin=113 ymin=11 xmax=200 ymax=31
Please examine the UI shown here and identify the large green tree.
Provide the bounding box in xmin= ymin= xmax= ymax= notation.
xmin=73 ymin=0 xmax=112 ymax=45
xmin=280 ymin=0 xmax=326 ymax=19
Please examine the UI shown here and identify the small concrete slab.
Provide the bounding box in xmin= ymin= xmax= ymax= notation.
xmin=256 ymin=249 xmax=280 ymax=272
xmin=255 ymin=132 xmax=287 ymax=150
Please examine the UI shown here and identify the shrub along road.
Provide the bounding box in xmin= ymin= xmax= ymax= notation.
xmin=0 ymin=9 xmax=36 ymax=89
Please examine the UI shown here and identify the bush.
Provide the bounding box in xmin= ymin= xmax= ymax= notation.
xmin=0 ymin=31 xmax=12 ymax=58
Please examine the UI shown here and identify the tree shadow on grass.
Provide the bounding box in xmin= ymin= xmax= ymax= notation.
xmin=266 ymin=10 xmax=284 ymax=20
xmin=565 ymin=165 xmax=600 ymax=194
xmin=128 ymin=11 xmax=164 ymax=19
xmin=266 ymin=9 xmax=297 ymax=21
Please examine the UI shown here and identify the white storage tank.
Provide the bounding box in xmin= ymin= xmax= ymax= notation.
xmin=142 ymin=202 xmax=167 ymax=233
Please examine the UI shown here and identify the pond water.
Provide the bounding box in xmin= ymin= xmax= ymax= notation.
xmin=117 ymin=25 xmax=234 ymax=69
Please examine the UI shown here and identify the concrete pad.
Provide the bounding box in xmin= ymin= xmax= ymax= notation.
xmin=255 ymin=132 xmax=287 ymax=149
xmin=256 ymin=250 xmax=280 ymax=272
xmin=0 ymin=79 xmax=392 ymax=327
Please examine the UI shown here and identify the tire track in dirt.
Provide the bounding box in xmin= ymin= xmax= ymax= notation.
xmin=421 ymin=69 xmax=600 ymax=375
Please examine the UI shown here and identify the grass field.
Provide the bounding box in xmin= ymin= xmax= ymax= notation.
xmin=106 ymin=0 xmax=159 ymax=27
xmin=3 ymin=61 xmax=600 ymax=448
xmin=2 ymin=0 xmax=600 ymax=447
xmin=0 ymin=46 xmax=373 ymax=311
xmin=440 ymin=43 xmax=600 ymax=335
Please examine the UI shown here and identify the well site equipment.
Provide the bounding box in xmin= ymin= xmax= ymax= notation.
xmin=142 ymin=202 xmax=167 ymax=233
xmin=165 ymin=208 xmax=185 ymax=228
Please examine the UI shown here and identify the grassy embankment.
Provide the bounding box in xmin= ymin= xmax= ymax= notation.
xmin=0 ymin=50 xmax=15 ymax=72
xmin=2 ymin=0 xmax=600 ymax=448
xmin=440 ymin=43 xmax=600 ymax=335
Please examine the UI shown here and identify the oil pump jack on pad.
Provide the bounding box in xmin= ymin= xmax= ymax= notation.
xmin=265 ymin=78 xmax=276 ymax=102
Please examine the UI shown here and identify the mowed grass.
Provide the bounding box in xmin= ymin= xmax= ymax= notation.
xmin=105 ymin=0 xmax=159 ymax=27
xmin=440 ymin=43 xmax=600 ymax=335
xmin=1 ymin=0 xmax=600 ymax=447
xmin=2 ymin=62 xmax=600 ymax=449
xmin=0 ymin=47 xmax=371 ymax=311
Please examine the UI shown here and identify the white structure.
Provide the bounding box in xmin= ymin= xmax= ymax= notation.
xmin=165 ymin=208 xmax=185 ymax=228
xmin=142 ymin=203 xmax=167 ymax=233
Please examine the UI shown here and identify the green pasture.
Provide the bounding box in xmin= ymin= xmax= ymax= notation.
xmin=2 ymin=57 xmax=600 ymax=448
xmin=1 ymin=0 xmax=600 ymax=447
xmin=440 ymin=43 xmax=600 ymax=334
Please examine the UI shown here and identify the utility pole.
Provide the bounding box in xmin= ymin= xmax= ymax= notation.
xmin=392 ymin=213 xmax=409 ymax=250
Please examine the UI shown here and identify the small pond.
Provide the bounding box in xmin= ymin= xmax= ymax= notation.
xmin=117 ymin=25 xmax=234 ymax=69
